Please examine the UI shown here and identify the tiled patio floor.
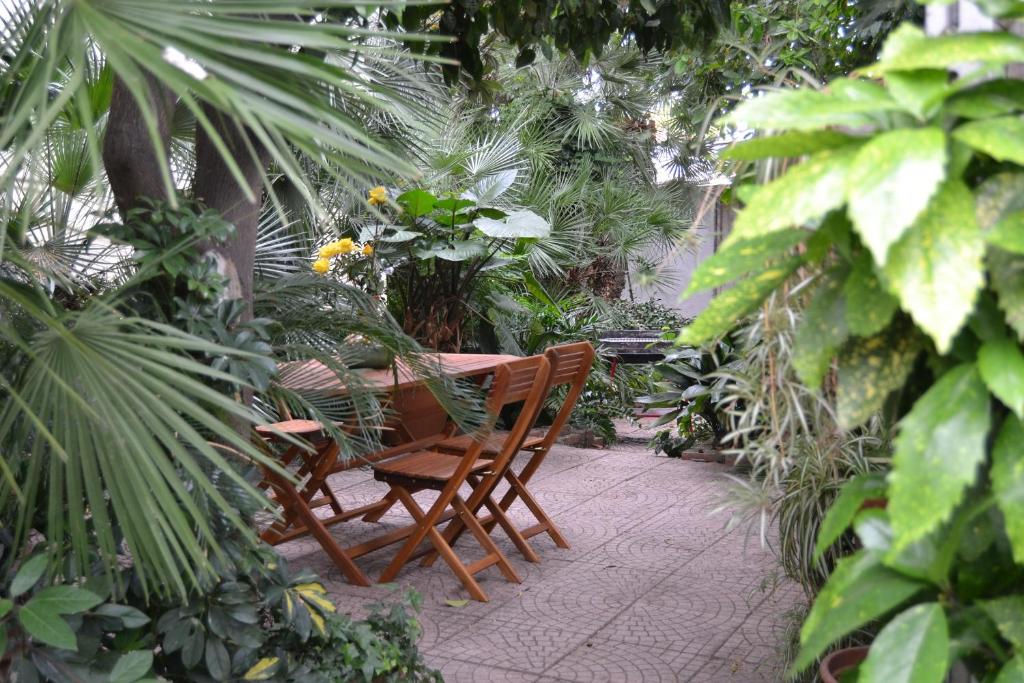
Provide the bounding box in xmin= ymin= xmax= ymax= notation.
xmin=278 ymin=442 xmax=804 ymax=682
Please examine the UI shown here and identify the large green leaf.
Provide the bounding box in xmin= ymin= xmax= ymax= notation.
xmin=721 ymin=130 xmax=860 ymax=160
xmin=989 ymin=249 xmax=1024 ymax=342
xmin=725 ymin=146 xmax=860 ymax=247
xmin=815 ymin=472 xmax=888 ymax=559
xmin=975 ymin=173 xmax=1024 ymax=230
xmin=395 ymin=190 xmax=436 ymax=218
xmin=981 ymin=595 xmax=1024 ymax=649
xmin=946 ymin=80 xmax=1024 ymax=119
xmin=19 ymin=601 xmax=77 ymax=650
xmin=885 ymin=70 xmax=951 ymax=120
xmin=889 ymin=365 xmax=990 ymax=551
xmin=872 ymin=25 xmax=1024 ymax=72
xmin=29 ymin=586 xmax=103 ymax=615
xmin=793 ymin=267 xmax=848 ymax=388
xmin=794 ymin=551 xmax=925 ymax=672
xmin=979 ymin=337 xmax=1024 ymax=418
xmin=684 ymin=229 xmax=806 ymax=295
xmin=473 ymin=210 xmax=550 ymax=239
xmin=995 ymin=655 xmax=1024 ymax=683
xmin=954 ymin=117 xmax=1024 ymax=166
xmin=678 ymin=256 xmax=802 ymax=346
xmin=110 ymin=651 xmax=154 ymax=683
xmin=844 ymin=251 xmax=898 ymax=337
xmin=726 ymin=79 xmax=902 ymax=132
xmin=415 ymin=241 xmax=487 ymax=261
xmin=836 ymin=321 xmax=922 ymax=429
xmin=992 ymin=415 xmax=1024 ymax=564
xmin=883 ymin=180 xmax=984 ymax=353
xmin=859 ymin=603 xmax=949 ymax=683
xmin=10 ymin=555 xmax=48 ymax=598
xmin=845 ymin=127 xmax=947 ymax=266
xmin=987 ymin=211 xmax=1024 ymax=254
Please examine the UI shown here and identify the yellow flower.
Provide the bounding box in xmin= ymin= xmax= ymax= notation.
xmin=368 ymin=186 xmax=388 ymax=206
xmin=362 ymin=243 xmax=374 ymax=256
xmin=336 ymin=237 xmax=355 ymax=254
xmin=318 ymin=243 xmax=340 ymax=258
xmin=312 ymin=258 xmax=330 ymax=274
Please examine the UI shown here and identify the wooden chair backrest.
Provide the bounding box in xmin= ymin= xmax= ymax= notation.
xmin=474 ymin=355 xmax=552 ymax=475
xmin=537 ymin=341 xmax=596 ymax=450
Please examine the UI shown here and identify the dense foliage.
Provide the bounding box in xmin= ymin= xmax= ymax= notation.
xmin=683 ymin=14 xmax=1024 ymax=680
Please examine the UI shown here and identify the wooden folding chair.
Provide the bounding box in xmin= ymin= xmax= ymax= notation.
xmin=370 ymin=356 xmax=552 ymax=602
xmin=431 ymin=341 xmax=595 ymax=558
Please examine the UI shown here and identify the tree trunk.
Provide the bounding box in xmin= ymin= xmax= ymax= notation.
xmin=103 ymin=74 xmax=176 ymax=216
xmin=193 ymin=104 xmax=271 ymax=308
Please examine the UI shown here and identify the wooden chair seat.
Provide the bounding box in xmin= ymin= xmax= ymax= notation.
xmin=436 ymin=432 xmax=544 ymax=456
xmin=374 ymin=451 xmax=493 ymax=486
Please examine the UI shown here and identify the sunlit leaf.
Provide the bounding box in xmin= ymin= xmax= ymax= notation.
xmin=859 ymin=603 xmax=949 ymax=683
xmin=889 ymin=364 xmax=990 ymax=551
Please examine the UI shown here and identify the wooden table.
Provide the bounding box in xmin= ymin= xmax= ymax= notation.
xmin=262 ymin=353 xmax=520 ymax=585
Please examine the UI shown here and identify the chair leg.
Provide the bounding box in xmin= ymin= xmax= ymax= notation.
xmin=380 ymin=487 xmax=488 ymax=602
xmin=482 ymin=495 xmax=541 ymax=563
xmin=507 ymin=470 xmax=570 ymax=549
xmin=451 ymin=495 xmax=521 ymax=584
xmin=264 ymin=471 xmax=370 ymax=587
xmin=362 ymin=490 xmax=398 ymax=522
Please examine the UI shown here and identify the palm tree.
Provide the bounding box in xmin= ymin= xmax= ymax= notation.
xmin=0 ymin=0 xmax=451 ymax=598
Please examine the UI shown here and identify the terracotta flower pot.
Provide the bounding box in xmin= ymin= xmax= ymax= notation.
xmin=820 ymin=646 xmax=870 ymax=683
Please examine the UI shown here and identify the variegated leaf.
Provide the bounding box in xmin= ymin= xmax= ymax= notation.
xmin=883 ymin=180 xmax=984 ymax=354
xmin=836 ymin=320 xmax=922 ymax=429
xmin=992 ymin=415 xmax=1024 ymax=564
xmin=889 ymin=364 xmax=991 ymax=551
xmin=684 ymin=229 xmax=806 ymax=295
xmin=793 ymin=267 xmax=848 ymax=388
xmin=989 ymin=249 xmax=1024 ymax=342
xmin=844 ymin=251 xmax=899 ymax=337
xmin=846 ymin=127 xmax=947 ymax=266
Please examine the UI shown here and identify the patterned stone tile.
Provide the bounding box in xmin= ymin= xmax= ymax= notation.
xmin=541 ymin=638 xmax=703 ymax=682
xmin=273 ymin=442 xmax=801 ymax=682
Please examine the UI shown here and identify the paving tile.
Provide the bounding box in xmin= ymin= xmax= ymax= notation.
xmin=542 ymin=638 xmax=702 ymax=682
xmin=274 ymin=442 xmax=801 ymax=682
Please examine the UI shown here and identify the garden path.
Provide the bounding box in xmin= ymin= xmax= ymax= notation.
xmin=279 ymin=442 xmax=803 ymax=682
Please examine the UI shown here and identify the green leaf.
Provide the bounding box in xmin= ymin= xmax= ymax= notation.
xmin=793 ymin=267 xmax=848 ymax=388
xmin=859 ymin=603 xmax=949 ymax=683
xmin=884 ymin=180 xmax=984 ymax=353
xmin=981 ymin=595 xmax=1024 ymax=649
xmin=989 ymin=250 xmax=1024 ymax=342
xmin=721 ymin=130 xmax=859 ymax=160
xmin=110 ymin=650 xmax=154 ymax=683
xmin=379 ymin=229 xmax=422 ymax=243
xmin=473 ymin=210 xmax=550 ymax=239
xmin=726 ymin=79 xmax=902 ymax=132
xmin=205 ymin=636 xmax=231 ymax=681
xmin=975 ymin=173 xmax=1024 ymax=230
xmin=979 ymin=337 xmax=1024 ymax=418
xmin=18 ymin=601 xmax=77 ymax=650
xmin=846 ymin=127 xmax=947 ymax=266
xmin=992 ymin=415 xmax=1024 ymax=564
xmin=945 ymin=80 xmax=1024 ymax=119
xmin=0 ymin=599 xmax=12 ymax=618
xmin=836 ymin=321 xmax=922 ymax=429
xmin=434 ymin=198 xmax=475 ymax=212
xmin=872 ymin=27 xmax=1024 ymax=72
xmin=987 ymin=211 xmax=1024 ymax=255
xmin=815 ymin=472 xmax=888 ymax=560
xmin=889 ymin=365 xmax=990 ymax=551
xmin=415 ymin=241 xmax=487 ymax=261
xmin=725 ymin=146 xmax=860 ymax=247
xmin=844 ymin=251 xmax=898 ymax=337
xmin=95 ymin=604 xmax=150 ymax=628
xmin=886 ymin=70 xmax=951 ymax=120
xmin=10 ymin=555 xmax=48 ymax=598
xmin=678 ymin=257 xmax=802 ymax=346
xmin=30 ymin=586 xmax=103 ymax=615
xmin=995 ymin=655 xmax=1024 ymax=683
xmin=794 ymin=551 xmax=925 ymax=673
xmin=395 ymin=190 xmax=436 ymax=218
xmin=954 ymin=117 xmax=1024 ymax=166
xmin=684 ymin=229 xmax=806 ymax=295
xmin=444 ymin=599 xmax=470 ymax=608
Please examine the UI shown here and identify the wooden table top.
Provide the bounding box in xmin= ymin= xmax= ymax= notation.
xmin=279 ymin=353 xmax=521 ymax=394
